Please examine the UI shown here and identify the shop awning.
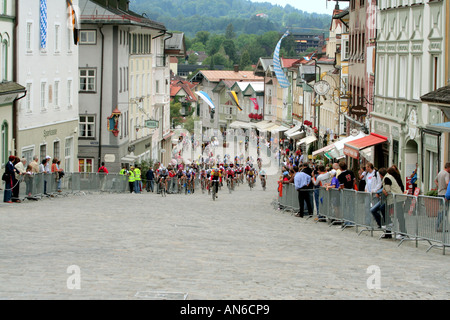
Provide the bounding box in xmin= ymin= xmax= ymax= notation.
xmin=229 ymin=121 xmax=254 ymax=130
xmin=325 ymin=132 xmax=367 ymax=159
xmin=312 ymin=143 xmax=336 ymax=156
xmin=284 ymin=124 xmax=301 ymax=137
xmin=253 ymin=120 xmax=272 ymax=131
xmin=271 ymin=124 xmax=290 ymax=133
xmin=297 ymin=135 xmax=317 ymax=146
xmin=343 ymin=133 xmax=388 ymax=159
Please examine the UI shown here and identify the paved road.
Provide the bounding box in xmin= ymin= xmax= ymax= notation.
xmin=0 ymin=176 xmax=449 ymax=300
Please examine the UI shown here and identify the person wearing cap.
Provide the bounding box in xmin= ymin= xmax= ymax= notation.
xmin=3 ymin=156 xmax=19 ymax=203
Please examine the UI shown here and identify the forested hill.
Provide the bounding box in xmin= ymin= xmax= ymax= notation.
xmin=129 ymin=0 xmax=331 ymax=37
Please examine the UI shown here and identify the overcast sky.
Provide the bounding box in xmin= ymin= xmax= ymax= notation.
xmin=251 ymin=0 xmax=336 ymax=15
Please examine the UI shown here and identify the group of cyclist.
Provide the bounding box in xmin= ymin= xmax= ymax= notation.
xmin=153 ymin=159 xmax=267 ymax=198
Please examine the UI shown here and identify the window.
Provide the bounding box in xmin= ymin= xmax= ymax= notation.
xmin=1 ymin=40 xmax=7 ymax=81
xmin=54 ymin=80 xmax=60 ymax=108
xmin=78 ymin=158 xmax=93 ymax=173
xmin=65 ymin=137 xmax=73 ymax=172
xmin=398 ymin=56 xmax=407 ymax=98
xmin=40 ymin=144 xmax=47 ymax=161
xmin=67 ymin=79 xmax=73 ymax=107
xmin=21 ymin=147 xmax=34 ymax=166
xmin=79 ymin=115 xmax=95 ymax=138
xmin=40 ymin=81 xmax=47 ymax=111
xmin=79 ymin=69 xmax=96 ymax=92
xmin=26 ymin=22 xmax=33 ymax=52
xmin=80 ymin=30 xmax=96 ymax=44
xmin=54 ymin=24 xmax=61 ymax=53
xmin=53 ymin=140 xmax=60 ymax=160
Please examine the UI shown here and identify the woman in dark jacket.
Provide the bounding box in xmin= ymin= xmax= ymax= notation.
xmin=3 ymin=156 xmax=19 ymax=203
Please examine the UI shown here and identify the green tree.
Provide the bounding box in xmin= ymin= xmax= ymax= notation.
xmin=225 ymin=23 xmax=236 ymax=39
xmin=222 ymin=39 xmax=237 ymax=63
xmin=239 ymin=50 xmax=251 ymax=69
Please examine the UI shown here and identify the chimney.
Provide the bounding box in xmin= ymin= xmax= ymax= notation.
xmin=234 ymin=65 xmax=239 ymax=73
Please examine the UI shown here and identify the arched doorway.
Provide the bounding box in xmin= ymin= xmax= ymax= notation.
xmin=405 ymin=139 xmax=418 ymax=186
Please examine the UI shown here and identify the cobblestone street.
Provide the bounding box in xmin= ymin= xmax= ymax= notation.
xmin=1 ymin=176 xmax=449 ymax=300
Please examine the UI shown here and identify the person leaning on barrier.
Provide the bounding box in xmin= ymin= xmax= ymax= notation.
xmin=369 ymin=167 xmax=387 ymax=230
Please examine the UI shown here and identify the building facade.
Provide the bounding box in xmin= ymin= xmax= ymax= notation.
xmin=78 ymin=0 xmax=171 ymax=172
xmin=372 ymin=0 xmax=447 ymax=191
xmin=16 ymin=0 xmax=79 ymax=171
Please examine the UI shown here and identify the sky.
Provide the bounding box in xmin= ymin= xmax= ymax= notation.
xmin=250 ymin=0 xmax=336 ymax=15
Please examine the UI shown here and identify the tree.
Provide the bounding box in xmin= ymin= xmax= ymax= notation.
xmin=195 ymin=31 xmax=210 ymax=46
xmin=222 ymin=39 xmax=237 ymax=63
xmin=225 ymin=23 xmax=236 ymax=39
xmin=239 ymin=50 xmax=251 ymax=69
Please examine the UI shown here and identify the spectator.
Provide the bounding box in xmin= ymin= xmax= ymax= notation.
xmin=3 ymin=155 xmax=19 ymax=203
xmin=12 ymin=157 xmax=23 ymax=202
xmin=337 ymin=161 xmax=356 ymax=227
xmin=313 ymin=165 xmax=331 ymax=221
xmin=29 ymin=156 xmax=40 ymax=174
xmin=370 ymin=168 xmax=388 ymax=231
xmin=294 ymin=168 xmax=313 ymax=218
xmin=338 ymin=161 xmax=356 ymax=190
xmin=358 ymin=166 xmax=366 ymax=192
xmin=434 ymin=163 xmax=450 ymax=232
xmin=382 ymin=167 xmax=407 ymax=239
xmin=98 ymin=162 xmax=109 ymax=174
xmin=146 ymin=167 xmax=155 ymax=192
xmin=24 ymin=164 xmax=34 ymax=197
xmin=410 ymin=163 xmax=418 ymax=194
xmin=51 ymin=158 xmax=63 ymax=192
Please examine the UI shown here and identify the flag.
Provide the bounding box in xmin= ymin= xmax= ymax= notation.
xmin=250 ymin=98 xmax=259 ymax=110
xmin=228 ymin=91 xmax=242 ymax=111
xmin=273 ymin=30 xmax=290 ymax=89
xmin=67 ymin=0 xmax=80 ymax=45
xmin=195 ymin=91 xmax=216 ymax=110
xmin=304 ymin=53 xmax=316 ymax=62
xmin=40 ymin=0 xmax=47 ymax=49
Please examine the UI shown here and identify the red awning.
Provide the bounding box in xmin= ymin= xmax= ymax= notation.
xmin=343 ymin=133 xmax=388 ymax=159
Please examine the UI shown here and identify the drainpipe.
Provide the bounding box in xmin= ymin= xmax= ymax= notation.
xmin=12 ymin=0 xmax=19 ymax=155
xmin=98 ymin=26 xmax=104 ymax=168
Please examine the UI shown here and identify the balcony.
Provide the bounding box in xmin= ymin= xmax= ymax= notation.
xmin=153 ymin=93 xmax=169 ymax=106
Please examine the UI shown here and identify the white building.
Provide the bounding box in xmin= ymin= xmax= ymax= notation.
xmin=16 ymin=0 xmax=79 ymax=171
xmin=372 ymin=0 xmax=447 ymax=191
xmin=0 ymin=0 xmax=26 ymax=167
xmin=78 ymin=0 xmax=172 ymax=171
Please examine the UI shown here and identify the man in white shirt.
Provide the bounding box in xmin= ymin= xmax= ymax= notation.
xmin=364 ymin=162 xmax=382 ymax=193
xmin=364 ymin=162 xmax=382 ymax=226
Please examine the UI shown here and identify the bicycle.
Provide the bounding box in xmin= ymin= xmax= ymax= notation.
xmin=248 ymin=176 xmax=254 ymax=190
xmin=201 ymin=177 xmax=207 ymax=194
xmin=261 ymin=176 xmax=266 ymax=191
xmin=159 ymin=176 xmax=167 ymax=197
xmin=211 ymin=180 xmax=219 ymax=201
xmin=226 ymin=177 xmax=232 ymax=194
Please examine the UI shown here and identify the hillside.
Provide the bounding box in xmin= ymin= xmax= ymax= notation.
xmin=129 ymin=0 xmax=331 ymax=37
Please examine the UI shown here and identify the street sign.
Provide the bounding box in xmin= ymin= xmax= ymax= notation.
xmin=350 ymin=105 xmax=368 ymax=116
xmin=145 ymin=120 xmax=159 ymax=129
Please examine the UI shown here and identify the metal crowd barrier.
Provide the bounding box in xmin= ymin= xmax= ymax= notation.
xmin=276 ymin=183 xmax=450 ymax=255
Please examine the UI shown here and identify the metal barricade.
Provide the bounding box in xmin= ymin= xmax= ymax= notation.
xmin=415 ymin=195 xmax=448 ymax=253
xmin=317 ymin=187 xmax=329 ymax=221
xmin=357 ymin=192 xmax=386 ymax=237
xmin=325 ymin=188 xmax=343 ymax=225
xmin=341 ymin=189 xmax=356 ymax=229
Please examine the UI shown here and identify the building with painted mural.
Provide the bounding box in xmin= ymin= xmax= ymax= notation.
xmin=15 ymin=0 xmax=79 ymax=172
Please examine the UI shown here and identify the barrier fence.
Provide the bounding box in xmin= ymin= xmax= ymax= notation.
xmin=277 ymin=183 xmax=450 ymax=255
xmin=5 ymin=172 xmax=219 ymax=201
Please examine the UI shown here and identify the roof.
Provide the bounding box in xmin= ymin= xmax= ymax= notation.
xmin=282 ymin=58 xmax=301 ymax=69
xmin=79 ymin=0 xmax=166 ymax=30
xmin=0 ymin=82 xmax=26 ymax=95
xmin=165 ymin=32 xmax=186 ymax=57
xmin=194 ymin=70 xmax=264 ymax=83
xmin=421 ymin=85 xmax=450 ymax=105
